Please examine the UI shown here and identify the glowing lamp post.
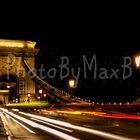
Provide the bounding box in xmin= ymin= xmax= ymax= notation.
xmin=43 ymin=94 xmax=46 ymax=98
xmin=39 ymin=89 xmax=43 ymax=99
xmin=7 ymin=85 xmax=10 ymax=89
xmin=135 ymin=55 xmax=140 ymax=99
xmin=69 ymin=79 xmax=75 ymax=88
xmin=39 ymin=89 xmax=43 ymax=94
xmin=68 ymin=79 xmax=76 ymax=97
xmin=27 ymin=94 xmax=30 ymax=103
xmin=135 ymin=56 xmax=140 ymax=68
xmin=28 ymin=94 xmax=30 ymax=97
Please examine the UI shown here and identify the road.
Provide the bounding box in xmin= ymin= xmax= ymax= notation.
xmin=0 ymin=108 xmax=140 ymax=140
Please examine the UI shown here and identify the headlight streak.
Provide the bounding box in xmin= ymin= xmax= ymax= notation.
xmin=12 ymin=109 xmax=19 ymax=112
xmin=19 ymin=111 xmax=134 ymax=140
xmin=0 ymin=108 xmax=79 ymax=140
xmin=31 ymin=118 xmax=73 ymax=133
xmin=4 ymin=113 xmax=36 ymax=134
xmin=19 ymin=111 xmax=72 ymax=127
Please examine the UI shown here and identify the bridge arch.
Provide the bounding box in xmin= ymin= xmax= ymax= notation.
xmin=0 ymin=39 xmax=39 ymax=103
xmin=0 ymin=74 xmax=17 ymax=104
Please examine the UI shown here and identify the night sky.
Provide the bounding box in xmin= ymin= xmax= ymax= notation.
xmin=0 ymin=13 xmax=140 ymax=103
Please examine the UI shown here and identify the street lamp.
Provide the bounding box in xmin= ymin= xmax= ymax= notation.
xmin=16 ymin=98 xmax=18 ymax=103
xmin=43 ymin=93 xmax=46 ymax=98
xmin=134 ymin=55 xmax=140 ymax=99
xmin=39 ymin=89 xmax=43 ymax=99
xmin=69 ymin=79 xmax=75 ymax=88
xmin=7 ymin=85 xmax=10 ymax=89
xmin=68 ymin=79 xmax=76 ymax=97
xmin=28 ymin=94 xmax=30 ymax=97
xmin=27 ymin=94 xmax=30 ymax=103
xmin=39 ymin=89 xmax=43 ymax=94
xmin=135 ymin=55 xmax=140 ymax=68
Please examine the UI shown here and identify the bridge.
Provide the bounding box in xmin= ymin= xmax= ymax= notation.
xmin=0 ymin=39 xmax=140 ymax=140
xmin=0 ymin=39 xmax=86 ymax=105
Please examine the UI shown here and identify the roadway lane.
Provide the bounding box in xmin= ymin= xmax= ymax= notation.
xmin=36 ymin=111 xmax=140 ymax=139
xmin=0 ymin=110 xmax=108 ymax=140
xmin=0 ymin=108 xmax=140 ymax=140
xmin=0 ymin=111 xmax=60 ymax=140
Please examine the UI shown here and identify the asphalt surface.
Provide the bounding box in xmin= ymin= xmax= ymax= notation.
xmin=0 ymin=108 xmax=140 ymax=140
xmin=0 ymin=115 xmax=7 ymax=140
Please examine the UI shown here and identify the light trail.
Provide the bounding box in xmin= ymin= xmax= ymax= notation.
xmin=31 ymin=118 xmax=73 ymax=133
xmin=5 ymin=113 xmax=36 ymax=134
xmin=95 ymin=113 xmax=140 ymax=119
xmin=41 ymin=110 xmax=140 ymax=120
xmin=19 ymin=111 xmax=71 ymax=127
xmin=0 ymin=108 xmax=79 ymax=140
xmin=12 ymin=109 xmax=19 ymax=112
xmin=19 ymin=111 xmax=134 ymax=140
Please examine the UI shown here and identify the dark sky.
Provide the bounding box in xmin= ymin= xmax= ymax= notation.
xmin=0 ymin=12 xmax=140 ymax=103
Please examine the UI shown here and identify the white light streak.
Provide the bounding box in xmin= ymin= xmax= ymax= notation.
xmin=12 ymin=109 xmax=19 ymax=112
xmin=19 ymin=111 xmax=134 ymax=140
xmin=1 ymin=108 xmax=79 ymax=140
xmin=19 ymin=112 xmax=71 ymax=127
xmin=31 ymin=118 xmax=73 ymax=133
xmin=5 ymin=113 xmax=35 ymax=134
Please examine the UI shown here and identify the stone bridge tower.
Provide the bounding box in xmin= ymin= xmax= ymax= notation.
xmin=0 ymin=39 xmax=39 ymax=103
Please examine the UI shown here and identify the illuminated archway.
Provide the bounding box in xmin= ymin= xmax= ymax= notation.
xmin=0 ymin=39 xmax=39 ymax=103
xmin=0 ymin=74 xmax=17 ymax=104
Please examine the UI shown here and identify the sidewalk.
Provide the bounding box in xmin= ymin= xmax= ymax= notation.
xmin=0 ymin=113 xmax=8 ymax=140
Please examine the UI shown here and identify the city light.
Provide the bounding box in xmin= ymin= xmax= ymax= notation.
xmin=16 ymin=98 xmax=18 ymax=103
xmin=7 ymin=85 xmax=10 ymax=89
xmin=0 ymin=36 xmax=139 ymax=140
xmin=28 ymin=94 xmax=30 ymax=97
xmin=39 ymin=89 xmax=43 ymax=94
xmin=135 ymin=55 xmax=140 ymax=67
xmin=69 ymin=79 xmax=75 ymax=88
xmin=43 ymin=94 xmax=46 ymax=98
